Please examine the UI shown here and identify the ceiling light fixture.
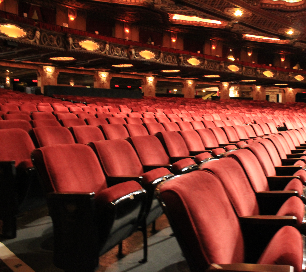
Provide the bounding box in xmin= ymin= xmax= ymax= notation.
xmin=295 ymin=75 xmax=304 ymax=81
xmin=0 ymin=24 xmax=26 ymax=38
xmin=139 ymin=50 xmax=155 ymax=60
xmin=228 ymin=65 xmax=239 ymax=72
xmin=79 ymin=40 xmax=99 ymax=51
xmin=161 ymin=70 xmax=180 ymax=73
xmin=204 ymin=75 xmax=220 ymax=78
xmin=187 ymin=58 xmax=200 ymax=66
xmin=50 ymin=57 xmax=75 ymax=61
xmin=112 ymin=64 xmax=133 ymax=67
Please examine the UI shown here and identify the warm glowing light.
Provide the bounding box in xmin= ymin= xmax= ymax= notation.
xmin=295 ymin=75 xmax=304 ymax=81
xmin=286 ymin=29 xmax=294 ymax=35
xmin=275 ymin=83 xmax=288 ymax=86
xmin=234 ymin=10 xmax=243 ymax=17
xmin=263 ymin=70 xmax=274 ymax=77
xmin=228 ymin=65 xmax=239 ymax=72
xmin=187 ymin=58 xmax=200 ymax=66
xmin=44 ymin=66 xmax=55 ymax=74
xmin=161 ymin=70 xmax=180 ymax=73
xmin=79 ymin=40 xmax=100 ymax=51
xmin=243 ymin=34 xmax=289 ymax=44
xmin=222 ymin=82 xmax=229 ymax=88
xmin=212 ymin=44 xmax=216 ymax=50
xmin=187 ymin=80 xmax=193 ymax=85
xmin=147 ymin=76 xmax=154 ymax=84
xmin=125 ymin=28 xmax=130 ymax=33
xmin=204 ymin=75 xmax=220 ymax=78
xmin=240 ymin=80 xmax=256 ymax=82
xmin=227 ymin=49 xmax=235 ymax=61
xmin=139 ymin=50 xmax=155 ymax=60
xmin=70 ymin=80 xmax=75 ymax=86
xmin=6 ymin=76 xmax=9 ymax=85
xmin=171 ymin=37 xmax=177 ymax=43
xmin=112 ymin=64 xmax=133 ymax=68
xmin=69 ymin=15 xmax=75 ymax=21
xmin=281 ymin=57 xmax=285 ymax=62
xmin=173 ymin=89 xmax=177 ymax=92
xmin=247 ymin=48 xmax=253 ymax=57
xmin=171 ymin=14 xmax=222 ymax=25
xmin=50 ymin=57 xmax=75 ymax=61
xmin=0 ymin=24 xmax=26 ymax=38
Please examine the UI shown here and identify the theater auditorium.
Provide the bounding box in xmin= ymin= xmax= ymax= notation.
xmin=0 ymin=0 xmax=306 ymax=271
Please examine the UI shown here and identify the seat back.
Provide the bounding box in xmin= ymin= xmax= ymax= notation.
xmin=61 ymin=118 xmax=87 ymax=127
xmin=256 ymin=138 xmax=283 ymax=167
xmin=232 ymin=125 xmax=249 ymax=140
xmin=203 ymin=120 xmax=215 ymax=128
xmin=227 ymin=149 xmax=269 ymax=192
xmin=33 ymin=126 xmax=75 ymax=147
xmin=190 ymin=121 xmax=205 ymax=130
xmin=243 ymin=125 xmax=257 ymax=138
xmin=222 ymin=126 xmax=240 ymax=143
xmin=31 ymin=112 xmax=56 ymax=120
xmin=210 ymin=127 xmax=230 ymax=145
xmin=89 ymin=139 xmax=143 ymax=177
xmin=202 ymin=157 xmax=259 ymax=217
xmin=144 ymin=123 xmax=165 ymax=135
xmin=196 ymin=129 xmax=219 ymax=149
xmin=162 ymin=122 xmax=180 ymax=132
xmin=100 ymin=124 xmax=129 ymax=140
xmin=0 ymin=120 xmax=32 ymax=133
xmin=32 ymin=144 xmax=107 ymax=194
xmin=250 ymin=124 xmax=264 ymax=137
xmin=157 ymin=170 xmax=244 ymax=271
xmin=0 ymin=128 xmax=35 ymax=168
xmin=70 ymin=126 xmax=105 ymax=144
xmin=129 ymin=135 xmax=170 ymax=165
xmin=124 ymin=124 xmax=149 ymax=137
xmin=180 ymin=130 xmax=205 ymax=152
xmin=176 ymin=121 xmax=193 ymax=131
xmin=85 ymin=117 xmax=108 ymax=126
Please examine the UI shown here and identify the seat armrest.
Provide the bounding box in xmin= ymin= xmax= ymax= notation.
xmin=189 ymin=150 xmax=206 ymax=156
xmin=286 ymin=153 xmax=305 ymax=158
xmin=256 ymin=190 xmax=299 ymax=215
xmin=291 ymin=149 xmax=305 ymax=154
xmin=275 ymin=166 xmax=302 ymax=176
xmin=266 ymin=176 xmax=300 ymax=190
xmin=206 ymin=263 xmax=293 ymax=271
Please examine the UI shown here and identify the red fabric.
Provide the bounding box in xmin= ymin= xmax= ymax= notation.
xmin=61 ymin=118 xmax=87 ymax=127
xmin=107 ymin=117 xmax=126 ymax=125
xmin=95 ymin=180 xmax=143 ymax=206
xmin=159 ymin=170 xmax=244 ymax=267
xmin=202 ymin=158 xmax=260 ymax=217
xmin=33 ymin=126 xmax=75 ymax=147
xmin=86 ymin=117 xmax=108 ymax=126
xmin=211 ymin=148 xmax=226 ymax=157
xmin=210 ymin=127 xmax=230 ymax=145
xmin=162 ymin=122 xmax=180 ymax=132
xmin=71 ymin=126 xmax=105 ymax=144
xmin=157 ymin=131 xmax=190 ymax=157
xmin=141 ymin=167 xmax=172 ymax=185
xmin=171 ymin=158 xmax=197 ymax=172
xmin=202 ymin=120 xmax=216 ymax=128
xmin=258 ymin=226 xmax=303 ymax=272
xmin=196 ymin=129 xmax=219 ymax=149
xmin=100 ymin=124 xmax=129 ymax=140
xmin=283 ymin=178 xmax=304 ymax=196
xmin=89 ymin=139 xmax=143 ymax=177
xmin=180 ymin=130 xmax=205 ymax=152
xmin=0 ymin=120 xmax=32 ymax=133
xmin=222 ymin=126 xmax=240 ymax=142
xmin=194 ymin=152 xmax=213 ymax=164
xmin=144 ymin=123 xmax=166 ymax=135
xmin=4 ymin=113 xmax=31 ymax=121
xmin=243 ymin=125 xmax=257 ymax=138
xmin=129 ymin=135 xmax=171 ymax=165
xmin=177 ymin=122 xmax=193 ymax=131
xmin=125 ymin=124 xmax=149 ymax=137
xmin=32 ymin=119 xmax=61 ymax=128
xmin=0 ymin=128 xmax=34 ymax=168
xmin=31 ymin=112 xmax=56 ymax=120
xmin=36 ymin=144 xmax=107 ymax=193
xmin=191 ymin=121 xmax=205 ymax=130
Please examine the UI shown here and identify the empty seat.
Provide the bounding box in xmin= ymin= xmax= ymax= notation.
xmin=142 ymin=117 xmax=157 ymax=124
xmin=124 ymin=124 xmax=149 ymax=137
xmin=190 ymin=121 xmax=205 ymax=130
xmin=32 ymin=126 xmax=75 ymax=147
xmin=100 ymin=124 xmax=129 ymax=140
xmin=144 ymin=123 xmax=165 ymax=135
xmin=196 ymin=128 xmax=219 ymax=149
xmin=85 ymin=117 xmax=108 ymax=126
xmin=162 ymin=122 xmax=180 ymax=132
xmin=202 ymin=120 xmax=216 ymax=128
xmin=0 ymin=120 xmax=32 ymax=133
xmin=125 ymin=117 xmax=143 ymax=125
xmin=176 ymin=121 xmax=193 ymax=131
xmin=106 ymin=117 xmax=126 ymax=124
xmin=157 ymin=170 xmax=304 ymax=272
xmin=209 ymin=127 xmax=231 ymax=147
xmin=61 ymin=118 xmax=87 ymax=127
xmin=70 ymin=126 xmax=105 ymax=144
xmin=3 ymin=113 xmax=31 ymax=121
xmin=56 ymin=113 xmax=78 ymax=120
xmin=32 ymin=119 xmax=62 ymax=128
xmin=31 ymin=112 xmax=56 ymax=120
xmin=32 ymin=144 xmax=147 ymax=271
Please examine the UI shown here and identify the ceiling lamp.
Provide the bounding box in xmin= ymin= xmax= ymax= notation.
xmin=228 ymin=65 xmax=239 ymax=72
xmin=240 ymin=80 xmax=256 ymax=82
xmin=274 ymin=83 xmax=288 ymax=86
xmin=79 ymin=40 xmax=99 ymax=51
xmin=50 ymin=57 xmax=75 ymax=61
xmin=227 ymin=49 xmax=235 ymax=61
xmin=247 ymin=47 xmax=253 ymax=57
xmin=112 ymin=64 xmax=133 ymax=67
xmin=224 ymin=8 xmax=252 ymax=18
xmin=243 ymin=34 xmax=290 ymax=44
xmin=204 ymin=75 xmax=220 ymax=78
xmin=170 ymin=14 xmax=226 ymax=28
xmin=0 ymin=24 xmax=26 ymax=38
xmin=139 ymin=50 xmax=155 ymax=60
xmin=263 ymin=70 xmax=274 ymax=77
xmin=68 ymin=9 xmax=77 ymax=21
xmin=161 ymin=70 xmax=180 ymax=73
xmin=187 ymin=58 xmax=200 ymax=66
xmin=293 ymin=63 xmax=301 ymax=70
xmin=294 ymin=75 xmax=304 ymax=81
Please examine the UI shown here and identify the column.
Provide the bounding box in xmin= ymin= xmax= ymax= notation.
xmin=37 ymin=66 xmax=59 ymax=94
xmin=94 ymin=71 xmax=112 ymax=89
xmin=219 ymin=82 xmax=230 ymax=100
xmin=283 ymin=88 xmax=297 ymax=103
xmin=251 ymin=85 xmax=266 ymax=101
xmin=142 ymin=76 xmax=156 ymax=97
xmin=182 ymin=80 xmax=196 ymax=98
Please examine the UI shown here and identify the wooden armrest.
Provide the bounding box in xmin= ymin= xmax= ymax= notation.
xmin=206 ymin=263 xmax=293 ymax=271
xmin=266 ymin=176 xmax=299 ymax=190
xmin=275 ymin=166 xmax=302 ymax=176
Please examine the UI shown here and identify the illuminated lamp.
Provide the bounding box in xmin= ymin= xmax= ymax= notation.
xmin=171 ymin=33 xmax=177 ymax=43
xmin=125 ymin=28 xmax=130 ymax=33
xmin=79 ymin=40 xmax=99 ymax=51
xmin=240 ymin=80 xmax=256 ymax=82
xmin=112 ymin=64 xmax=133 ymax=68
xmin=68 ymin=9 xmax=77 ymax=21
xmin=161 ymin=70 xmax=180 ymax=73
xmin=247 ymin=48 xmax=253 ymax=57
xmin=263 ymin=70 xmax=274 ymax=78
xmin=234 ymin=9 xmax=243 ymax=17
xmin=295 ymin=75 xmax=304 ymax=81
xmin=70 ymin=80 xmax=74 ymax=86
xmin=187 ymin=58 xmax=200 ymax=66
xmin=211 ymin=40 xmax=217 ymax=50
xmin=228 ymin=65 xmax=239 ymax=72
xmin=204 ymin=75 xmax=220 ymax=78
xmin=0 ymin=24 xmax=26 ymax=38
xmin=280 ymin=54 xmax=285 ymax=62
xmin=227 ymin=49 xmax=235 ymax=61
xmin=293 ymin=63 xmax=301 ymax=70
xmin=170 ymin=14 xmax=223 ymax=27
xmin=14 ymin=79 xmax=19 ymax=82
xmin=275 ymin=83 xmax=288 ymax=86
xmin=115 ymin=85 xmax=119 ymax=87
xmin=139 ymin=50 xmax=155 ymax=60
xmin=127 ymin=86 xmax=131 ymax=88
xmin=50 ymin=57 xmax=75 ymax=61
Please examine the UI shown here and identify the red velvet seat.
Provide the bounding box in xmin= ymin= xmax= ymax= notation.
xmin=31 ymin=119 xmax=62 ymax=128
xmin=124 ymin=124 xmax=149 ymax=137
xmin=31 ymin=112 xmax=56 ymax=120
xmin=32 ymin=126 xmax=75 ymax=147
xmin=209 ymin=127 xmax=231 ymax=146
xmin=176 ymin=121 xmax=193 ymax=131
xmin=190 ymin=120 xmax=205 ymax=130
xmin=125 ymin=117 xmax=143 ymax=124
xmin=212 ymin=120 xmax=224 ymax=127
xmin=60 ymin=118 xmax=87 ymax=127
xmin=157 ymin=170 xmax=304 ymax=272
xmin=0 ymin=120 xmax=32 ymax=133
xmin=56 ymin=112 xmax=78 ymax=120
xmin=222 ymin=126 xmax=240 ymax=143
xmin=162 ymin=122 xmax=180 ymax=132
xmin=107 ymin=117 xmax=126 ymax=124
xmin=232 ymin=125 xmax=250 ymax=140
xmin=100 ymin=124 xmax=129 ymax=140
xmin=70 ymin=125 xmax=105 ymax=144
xmin=3 ymin=113 xmax=31 ymax=121
xmin=243 ymin=125 xmax=258 ymax=138
xmin=196 ymin=128 xmax=220 ymax=149
xmin=32 ymin=144 xmax=147 ymax=271
xmin=85 ymin=117 xmax=108 ymax=126
xmin=203 ymin=120 xmax=216 ymax=128
xmin=250 ymin=124 xmax=265 ymax=137
xmin=144 ymin=122 xmax=166 ymax=135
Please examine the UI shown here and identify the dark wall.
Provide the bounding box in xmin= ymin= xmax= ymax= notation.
xmin=44 ymin=86 xmax=143 ymax=98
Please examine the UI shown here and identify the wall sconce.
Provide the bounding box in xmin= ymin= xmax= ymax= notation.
xmin=70 ymin=80 xmax=75 ymax=86
xmin=211 ymin=39 xmax=217 ymax=50
xmin=68 ymin=9 xmax=77 ymax=21
xmin=293 ymin=63 xmax=301 ymax=70
xmin=247 ymin=47 xmax=253 ymax=57
xmin=222 ymin=82 xmax=229 ymax=88
xmin=147 ymin=76 xmax=154 ymax=84
xmin=44 ymin=66 xmax=55 ymax=77
xmin=6 ymin=76 xmax=10 ymax=86
xmin=187 ymin=80 xmax=193 ymax=86
xmin=227 ymin=49 xmax=235 ymax=61
xmin=280 ymin=55 xmax=285 ymax=62
xmin=171 ymin=33 xmax=177 ymax=43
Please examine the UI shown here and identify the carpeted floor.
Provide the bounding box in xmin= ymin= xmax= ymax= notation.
xmin=0 ymin=205 xmax=189 ymax=272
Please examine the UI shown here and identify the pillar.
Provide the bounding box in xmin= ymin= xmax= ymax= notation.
xmin=94 ymin=71 xmax=112 ymax=89
xmin=219 ymin=82 xmax=230 ymax=100
xmin=182 ymin=80 xmax=195 ymax=98
xmin=251 ymin=85 xmax=266 ymax=101
xmin=37 ymin=66 xmax=59 ymax=94
xmin=142 ymin=76 xmax=156 ymax=97
xmin=283 ymin=88 xmax=297 ymax=103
